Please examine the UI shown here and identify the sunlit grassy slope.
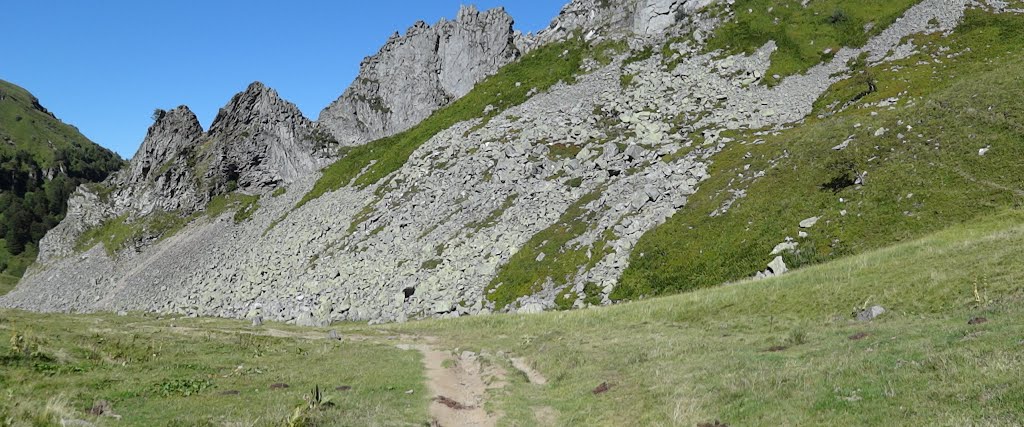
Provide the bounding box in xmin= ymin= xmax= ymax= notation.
xmin=395 ymin=209 xmax=1024 ymax=425
xmin=617 ymin=9 xmax=1024 ymax=301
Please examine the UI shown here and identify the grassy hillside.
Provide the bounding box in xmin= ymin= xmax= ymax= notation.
xmin=705 ymin=0 xmax=921 ymax=85
xmin=3 ymin=209 xmax=1022 ymax=425
xmin=394 ymin=209 xmax=1024 ymax=425
xmin=0 ymin=80 xmax=124 ymax=288
xmin=616 ymin=9 xmax=1024 ymax=301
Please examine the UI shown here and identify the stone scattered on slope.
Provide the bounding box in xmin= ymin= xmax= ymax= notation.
xmin=767 ymin=256 xmax=788 ymax=276
xmin=799 ymin=217 xmax=820 ymax=229
xmin=854 ymin=306 xmax=886 ymax=322
xmin=2 ymin=0 xmax=977 ymax=325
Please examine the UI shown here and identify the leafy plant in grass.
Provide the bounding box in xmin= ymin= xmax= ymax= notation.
xmin=296 ymin=36 xmax=621 ymax=210
xmin=154 ymin=378 xmax=213 ymax=397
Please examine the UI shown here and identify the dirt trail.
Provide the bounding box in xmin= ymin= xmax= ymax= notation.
xmin=398 ymin=343 xmax=503 ymax=427
xmin=148 ymin=322 xmax=530 ymax=425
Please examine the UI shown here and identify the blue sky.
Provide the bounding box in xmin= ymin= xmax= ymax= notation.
xmin=4 ymin=1 xmax=565 ymax=158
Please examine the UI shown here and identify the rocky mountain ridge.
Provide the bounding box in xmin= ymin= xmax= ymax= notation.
xmin=318 ymin=5 xmax=521 ymax=146
xmin=3 ymin=0 xmax=1009 ymax=326
xmin=33 ymin=82 xmax=323 ymax=264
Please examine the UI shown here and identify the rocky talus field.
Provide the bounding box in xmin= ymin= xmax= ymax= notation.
xmin=2 ymin=0 xmax=1024 ymax=425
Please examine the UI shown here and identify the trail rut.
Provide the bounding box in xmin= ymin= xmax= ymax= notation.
xmin=398 ymin=343 xmax=505 ymax=426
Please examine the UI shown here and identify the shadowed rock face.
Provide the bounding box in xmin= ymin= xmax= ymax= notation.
xmin=207 ymin=82 xmax=319 ymax=191
xmin=114 ymin=82 xmax=320 ymax=216
xmin=119 ymin=106 xmax=207 ymax=214
xmin=317 ymin=5 xmax=520 ymax=147
xmin=30 ymin=82 xmax=323 ymax=264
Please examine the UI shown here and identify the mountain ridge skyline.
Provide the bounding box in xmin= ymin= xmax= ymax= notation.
xmin=3 ymin=0 xmax=563 ymax=158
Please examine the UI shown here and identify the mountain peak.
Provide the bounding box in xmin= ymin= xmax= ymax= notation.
xmin=210 ymin=82 xmax=307 ymax=134
xmin=317 ymin=5 xmax=519 ymax=146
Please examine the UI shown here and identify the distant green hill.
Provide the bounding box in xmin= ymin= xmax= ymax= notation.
xmin=0 ymin=79 xmax=124 ymax=292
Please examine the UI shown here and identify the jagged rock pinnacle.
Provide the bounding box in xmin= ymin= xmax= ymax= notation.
xmin=317 ymin=5 xmax=519 ymax=146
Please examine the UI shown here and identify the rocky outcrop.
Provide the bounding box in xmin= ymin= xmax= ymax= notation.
xmin=32 ymin=82 xmax=323 ymax=263
xmin=205 ymin=82 xmax=320 ymax=191
xmin=533 ymin=0 xmax=719 ymax=42
xmin=114 ymin=82 xmax=321 ymax=215
xmin=116 ymin=106 xmax=207 ymax=215
xmin=317 ymin=5 xmax=519 ymax=146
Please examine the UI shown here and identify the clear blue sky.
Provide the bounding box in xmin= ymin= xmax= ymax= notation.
xmin=4 ymin=1 xmax=565 ymax=158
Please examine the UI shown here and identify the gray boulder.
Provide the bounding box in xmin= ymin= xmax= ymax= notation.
xmin=767 ymin=256 xmax=788 ymax=276
xmin=855 ymin=306 xmax=886 ymax=322
xmin=535 ymin=0 xmax=720 ymax=42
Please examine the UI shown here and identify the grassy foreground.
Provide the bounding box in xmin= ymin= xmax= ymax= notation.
xmin=0 ymin=316 xmax=425 ymax=426
xmin=393 ymin=210 xmax=1024 ymax=425
xmin=4 ymin=210 xmax=1023 ymax=425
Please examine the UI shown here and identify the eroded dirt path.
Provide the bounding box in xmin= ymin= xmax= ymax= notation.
xmin=398 ymin=343 xmax=505 ymax=426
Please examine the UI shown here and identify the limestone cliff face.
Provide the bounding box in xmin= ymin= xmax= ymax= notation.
xmin=117 ymin=106 xmax=207 ymax=215
xmin=317 ymin=5 xmax=520 ymax=146
xmin=206 ymin=82 xmax=320 ymax=191
xmin=34 ymin=82 xmax=323 ymax=263
xmin=115 ymin=82 xmax=320 ymax=215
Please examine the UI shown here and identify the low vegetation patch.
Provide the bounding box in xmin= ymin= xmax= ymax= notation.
xmin=486 ymin=189 xmax=613 ymax=310
xmin=77 ymin=193 xmax=261 ymax=257
xmin=706 ymin=0 xmax=921 ymax=85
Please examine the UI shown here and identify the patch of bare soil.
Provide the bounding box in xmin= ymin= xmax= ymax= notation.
xmin=848 ymin=332 xmax=870 ymax=341
xmin=398 ymin=343 xmax=504 ymax=426
xmin=533 ymin=405 xmax=559 ymax=426
xmin=510 ymin=357 xmax=548 ymax=385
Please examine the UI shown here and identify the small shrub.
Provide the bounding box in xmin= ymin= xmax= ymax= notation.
xmin=828 ymin=9 xmax=850 ymax=25
xmin=623 ymin=46 xmax=655 ymax=66
xmin=154 ymin=378 xmax=213 ymax=397
xmin=9 ymin=331 xmax=38 ymax=358
xmin=786 ymin=326 xmax=808 ymax=347
xmin=820 ymin=156 xmax=859 ymax=193
xmin=620 ymin=74 xmax=636 ymax=88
